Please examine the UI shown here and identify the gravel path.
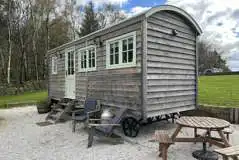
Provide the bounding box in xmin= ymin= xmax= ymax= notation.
xmin=0 ymin=106 xmax=239 ymax=160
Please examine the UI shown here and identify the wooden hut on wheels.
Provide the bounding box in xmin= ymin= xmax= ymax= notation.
xmin=47 ymin=5 xmax=202 ymax=137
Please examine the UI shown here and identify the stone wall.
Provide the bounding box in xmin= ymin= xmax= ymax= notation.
xmin=0 ymin=80 xmax=47 ymax=96
xmin=182 ymin=105 xmax=239 ymax=124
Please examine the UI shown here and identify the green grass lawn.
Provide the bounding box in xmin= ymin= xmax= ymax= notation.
xmin=0 ymin=91 xmax=47 ymax=108
xmin=199 ymin=75 xmax=239 ymax=107
xmin=0 ymin=75 xmax=238 ymax=109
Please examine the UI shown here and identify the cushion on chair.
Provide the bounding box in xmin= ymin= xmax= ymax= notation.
xmin=97 ymin=116 xmax=121 ymax=134
xmin=96 ymin=108 xmax=127 ymax=134
xmin=84 ymin=99 xmax=97 ymax=114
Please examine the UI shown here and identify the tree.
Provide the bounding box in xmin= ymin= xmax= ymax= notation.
xmin=198 ymin=40 xmax=230 ymax=73
xmin=97 ymin=3 xmax=126 ymax=29
xmin=79 ymin=2 xmax=99 ymax=36
xmin=6 ymin=0 xmax=14 ymax=84
xmin=0 ymin=0 xmax=8 ymax=81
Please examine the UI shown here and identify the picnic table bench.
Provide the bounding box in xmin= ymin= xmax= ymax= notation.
xmin=153 ymin=130 xmax=174 ymax=160
xmin=214 ymin=145 xmax=239 ymax=160
xmin=152 ymin=116 xmax=232 ymax=160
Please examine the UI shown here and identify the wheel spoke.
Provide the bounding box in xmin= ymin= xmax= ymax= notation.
xmin=122 ymin=117 xmax=140 ymax=137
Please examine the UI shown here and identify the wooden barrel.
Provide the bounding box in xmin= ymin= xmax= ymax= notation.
xmin=37 ymin=100 xmax=51 ymax=114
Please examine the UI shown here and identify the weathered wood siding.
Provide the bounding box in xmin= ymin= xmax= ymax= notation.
xmin=48 ymin=50 xmax=65 ymax=99
xmin=73 ymin=16 xmax=144 ymax=110
xmin=146 ymin=11 xmax=197 ymax=117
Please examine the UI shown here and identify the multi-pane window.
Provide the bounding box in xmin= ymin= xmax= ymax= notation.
xmin=80 ymin=50 xmax=87 ymax=69
xmin=52 ymin=56 xmax=57 ymax=74
xmin=110 ymin=42 xmax=119 ymax=65
xmin=67 ymin=51 xmax=74 ymax=75
xmin=78 ymin=46 xmax=96 ymax=72
xmin=106 ymin=31 xmax=136 ymax=69
xmin=88 ymin=48 xmax=96 ymax=68
xmin=122 ymin=37 xmax=133 ymax=63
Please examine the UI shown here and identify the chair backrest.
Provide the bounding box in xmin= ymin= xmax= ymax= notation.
xmin=98 ymin=108 xmax=127 ymax=134
xmin=83 ymin=98 xmax=97 ymax=114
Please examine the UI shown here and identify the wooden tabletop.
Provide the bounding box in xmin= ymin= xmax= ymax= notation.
xmin=176 ymin=116 xmax=230 ymax=130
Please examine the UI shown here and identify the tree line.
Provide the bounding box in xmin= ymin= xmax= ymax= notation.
xmin=0 ymin=0 xmax=125 ymax=84
xmin=0 ymin=0 xmax=229 ymax=84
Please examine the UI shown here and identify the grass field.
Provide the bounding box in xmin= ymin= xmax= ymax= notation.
xmin=0 ymin=91 xmax=47 ymax=108
xmin=199 ymin=75 xmax=239 ymax=107
xmin=0 ymin=75 xmax=238 ymax=108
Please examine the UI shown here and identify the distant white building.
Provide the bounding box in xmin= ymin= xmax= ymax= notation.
xmin=203 ymin=68 xmax=223 ymax=75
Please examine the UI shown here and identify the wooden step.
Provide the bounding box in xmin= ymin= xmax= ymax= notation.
xmin=53 ymin=108 xmax=64 ymax=112
xmin=46 ymin=119 xmax=55 ymax=124
xmin=49 ymin=114 xmax=58 ymax=120
xmin=58 ymin=102 xmax=70 ymax=106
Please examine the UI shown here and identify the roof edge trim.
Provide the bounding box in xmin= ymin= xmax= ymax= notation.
xmin=145 ymin=5 xmax=202 ymax=35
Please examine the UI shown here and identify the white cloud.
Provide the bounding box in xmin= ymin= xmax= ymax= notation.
xmin=166 ymin=0 xmax=239 ymax=71
xmin=125 ymin=6 xmax=151 ymax=17
xmin=130 ymin=6 xmax=151 ymax=15
xmin=75 ymin=0 xmax=128 ymax=7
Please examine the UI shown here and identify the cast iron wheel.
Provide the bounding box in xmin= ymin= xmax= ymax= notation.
xmin=147 ymin=117 xmax=153 ymax=124
xmin=122 ymin=117 xmax=140 ymax=137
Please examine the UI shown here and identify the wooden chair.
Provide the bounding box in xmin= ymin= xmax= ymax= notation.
xmin=87 ymin=108 xmax=127 ymax=148
xmin=214 ymin=145 xmax=239 ymax=160
xmin=152 ymin=130 xmax=174 ymax=160
xmin=72 ymin=99 xmax=100 ymax=132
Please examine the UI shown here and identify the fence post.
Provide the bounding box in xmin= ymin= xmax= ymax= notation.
xmin=230 ymin=108 xmax=234 ymax=123
xmin=236 ymin=108 xmax=239 ymax=124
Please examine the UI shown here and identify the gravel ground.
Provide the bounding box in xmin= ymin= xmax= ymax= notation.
xmin=0 ymin=106 xmax=239 ymax=160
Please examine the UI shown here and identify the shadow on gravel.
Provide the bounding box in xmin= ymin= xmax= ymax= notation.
xmin=0 ymin=117 xmax=7 ymax=130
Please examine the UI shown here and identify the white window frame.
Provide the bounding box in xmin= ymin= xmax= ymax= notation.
xmin=52 ymin=56 xmax=57 ymax=75
xmin=106 ymin=31 xmax=136 ymax=69
xmin=65 ymin=47 xmax=75 ymax=76
xmin=78 ymin=45 xmax=97 ymax=72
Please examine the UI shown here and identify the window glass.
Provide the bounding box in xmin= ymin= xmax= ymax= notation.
xmin=109 ymin=42 xmax=119 ymax=65
xmin=52 ymin=56 xmax=57 ymax=74
xmin=79 ymin=47 xmax=96 ymax=71
xmin=106 ymin=32 xmax=136 ymax=68
xmin=115 ymin=42 xmax=119 ymax=64
xmin=128 ymin=50 xmax=133 ymax=62
xmin=122 ymin=37 xmax=134 ymax=63
xmin=92 ymin=49 xmax=95 ymax=67
xmin=123 ymin=40 xmax=127 ymax=51
xmin=122 ymin=51 xmax=127 ymax=63
xmin=128 ymin=38 xmax=133 ymax=50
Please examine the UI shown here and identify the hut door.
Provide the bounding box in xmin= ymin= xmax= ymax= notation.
xmin=65 ymin=48 xmax=75 ymax=99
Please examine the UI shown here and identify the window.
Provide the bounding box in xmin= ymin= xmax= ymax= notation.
xmin=52 ymin=56 xmax=57 ymax=74
xmin=106 ymin=31 xmax=136 ymax=69
xmin=78 ymin=46 xmax=96 ymax=72
xmin=67 ymin=50 xmax=75 ymax=75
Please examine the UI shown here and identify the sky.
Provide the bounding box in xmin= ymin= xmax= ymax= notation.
xmin=75 ymin=0 xmax=239 ymax=71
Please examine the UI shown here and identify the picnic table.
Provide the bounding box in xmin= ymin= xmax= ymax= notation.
xmin=171 ymin=116 xmax=231 ymax=159
xmin=172 ymin=116 xmax=231 ymax=147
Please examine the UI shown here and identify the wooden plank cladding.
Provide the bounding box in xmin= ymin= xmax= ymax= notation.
xmin=146 ymin=10 xmax=197 ymax=117
xmin=48 ymin=5 xmax=202 ymax=120
xmin=48 ymin=50 xmax=65 ymax=99
xmin=74 ymin=19 xmax=143 ymax=110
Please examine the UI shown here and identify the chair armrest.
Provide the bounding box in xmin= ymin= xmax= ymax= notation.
xmin=88 ymin=119 xmax=102 ymax=123
xmin=87 ymin=110 xmax=101 ymax=119
xmin=72 ymin=109 xmax=84 ymax=113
